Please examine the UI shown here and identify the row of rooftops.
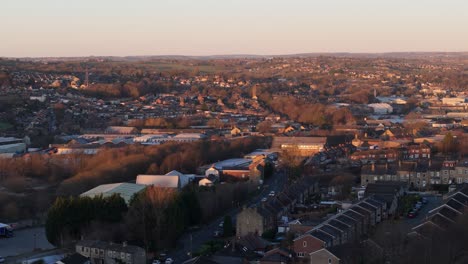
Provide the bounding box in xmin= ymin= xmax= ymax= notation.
xmin=296 ymin=197 xmax=387 ymax=246
xmin=412 ymin=185 xmax=468 ymax=234
xmin=76 ymin=240 xmax=144 ymax=254
xmin=362 ymin=159 xmax=468 ymax=175
xmin=254 ymin=176 xmax=318 ymax=219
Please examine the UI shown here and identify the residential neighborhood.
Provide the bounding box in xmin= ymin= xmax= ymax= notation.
xmin=0 ymin=53 xmax=467 ymax=264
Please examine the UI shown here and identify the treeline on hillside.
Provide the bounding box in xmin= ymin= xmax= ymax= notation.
xmin=57 ymin=136 xmax=271 ymax=196
xmin=259 ymin=94 xmax=355 ymax=127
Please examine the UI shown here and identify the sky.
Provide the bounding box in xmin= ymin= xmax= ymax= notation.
xmin=1 ymin=0 xmax=467 ymax=57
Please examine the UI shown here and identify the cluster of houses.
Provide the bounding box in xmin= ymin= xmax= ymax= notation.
xmin=359 ymin=154 xmax=468 ymax=189
xmin=55 ymin=240 xmax=146 ymax=264
xmin=233 ymin=181 xmax=406 ymax=263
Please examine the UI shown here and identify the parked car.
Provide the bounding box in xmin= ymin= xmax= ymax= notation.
xmin=422 ymin=197 xmax=428 ymax=204
xmin=269 ymin=191 xmax=275 ymax=197
xmin=219 ymin=221 xmax=224 ymax=228
xmin=213 ymin=230 xmax=222 ymax=238
xmin=415 ymin=202 xmax=422 ymax=210
xmin=165 ymin=258 xmax=174 ymax=264
xmin=152 ymin=260 xmax=161 ymax=264
xmin=0 ymin=256 xmax=5 ymax=263
xmin=261 ymin=197 xmax=268 ymax=202
xmin=408 ymin=211 xmax=417 ymax=218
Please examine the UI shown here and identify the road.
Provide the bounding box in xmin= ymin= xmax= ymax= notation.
xmin=0 ymin=227 xmax=54 ymax=257
xmin=405 ymin=194 xmax=442 ymax=229
xmin=169 ymin=170 xmax=288 ymax=263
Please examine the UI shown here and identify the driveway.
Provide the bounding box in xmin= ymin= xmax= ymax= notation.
xmin=0 ymin=227 xmax=54 ymax=257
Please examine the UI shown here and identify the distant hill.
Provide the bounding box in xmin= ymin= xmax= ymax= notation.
xmin=3 ymin=52 xmax=468 ymax=61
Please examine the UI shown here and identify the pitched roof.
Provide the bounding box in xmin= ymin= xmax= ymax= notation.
xmin=272 ymin=136 xmax=326 ymax=148
xmin=136 ymin=175 xmax=180 ymax=188
xmin=58 ymin=253 xmax=89 ymax=264
xmin=76 ymin=240 xmax=144 ymax=254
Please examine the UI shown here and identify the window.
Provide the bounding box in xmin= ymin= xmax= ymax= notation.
xmin=303 ymin=241 xmax=307 ymax=247
xmin=328 ymin=258 xmax=332 ymax=263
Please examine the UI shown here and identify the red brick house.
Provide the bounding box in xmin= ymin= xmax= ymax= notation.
xmin=293 ymin=234 xmax=326 ymax=258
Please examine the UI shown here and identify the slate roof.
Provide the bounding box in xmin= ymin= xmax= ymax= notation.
xmin=328 ymin=219 xmax=351 ymax=232
xmin=58 ymin=253 xmax=89 ymax=264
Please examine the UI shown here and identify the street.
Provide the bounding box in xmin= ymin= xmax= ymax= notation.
xmin=169 ymin=170 xmax=288 ymax=263
xmin=405 ymin=194 xmax=442 ymax=229
xmin=0 ymin=227 xmax=54 ymax=257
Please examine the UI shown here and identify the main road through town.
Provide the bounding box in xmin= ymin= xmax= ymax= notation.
xmin=169 ymin=170 xmax=288 ymax=263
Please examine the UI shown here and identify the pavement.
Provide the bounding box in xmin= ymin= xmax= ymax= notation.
xmin=169 ymin=170 xmax=288 ymax=263
xmin=0 ymin=227 xmax=54 ymax=258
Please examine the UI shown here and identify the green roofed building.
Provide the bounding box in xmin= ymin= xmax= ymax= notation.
xmin=80 ymin=183 xmax=146 ymax=204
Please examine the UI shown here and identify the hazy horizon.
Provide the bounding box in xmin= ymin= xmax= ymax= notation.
xmin=2 ymin=0 xmax=468 ymax=57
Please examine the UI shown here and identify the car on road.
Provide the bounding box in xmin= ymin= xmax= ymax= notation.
xmin=408 ymin=210 xmax=417 ymax=218
xmin=165 ymin=258 xmax=174 ymax=264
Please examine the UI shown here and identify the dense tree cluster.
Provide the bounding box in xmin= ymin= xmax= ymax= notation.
xmin=45 ymin=194 xmax=127 ymax=246
xmin=0 ymin=137 xmax=269 ymax=222
xmin=259 ymin=93 xmax=355 ymax=127
xmin=56 ymin=137 xmax=270 ymax=196
xmin=125 ymin=186 xmax=201 ymax=251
